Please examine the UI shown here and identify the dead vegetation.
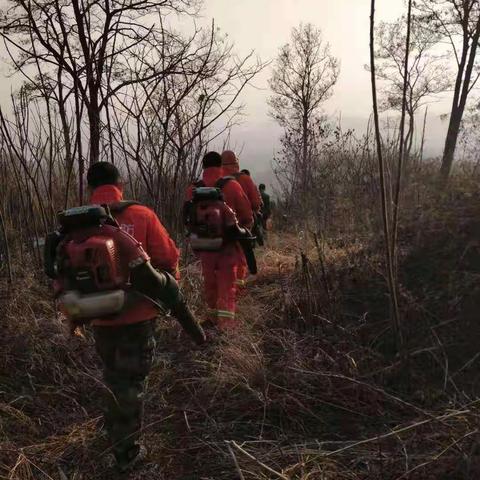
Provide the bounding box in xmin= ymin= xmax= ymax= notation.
xmin=1 ymin=0 xmax=480 ymax=477
xmin=1 ymin=178 xmax=480 ymax=479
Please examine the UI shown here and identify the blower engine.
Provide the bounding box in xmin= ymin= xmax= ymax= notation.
xmin=184 ymin=182 xmax=258 ymax=274
xmin=186 ymin=186 xmax=238 ymax=251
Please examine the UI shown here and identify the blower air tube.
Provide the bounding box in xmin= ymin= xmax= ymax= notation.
xmin=253 ymin=213 xmax=265 ymax=247
xmin=240 ymin=238 xmax=258 ymax=275
xmin=130 ymin=262 xmax=206 ymax=345
xmin=223 ymin=225 xmax=258 ymax=275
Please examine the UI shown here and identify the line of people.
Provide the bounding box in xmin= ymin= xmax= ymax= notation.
xmin=46 ymin=151 xmax=269 ymax=471
xmin=185 ymin=150 xmax=264 ymax=330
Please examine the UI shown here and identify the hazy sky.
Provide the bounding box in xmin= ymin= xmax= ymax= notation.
xmin=197 ymin=0 xmax=451 ymax=183
xmin=0 ymin=0 xmax=453 ymax=186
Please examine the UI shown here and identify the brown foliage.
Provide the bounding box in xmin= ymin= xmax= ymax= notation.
xmin=2 ymin=175 xmax=480 ymax=478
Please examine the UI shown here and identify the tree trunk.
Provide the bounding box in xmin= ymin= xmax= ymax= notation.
xmin=73 ymin=75 xmax=85 ymax=204
xmin=58 ymin=75 xmax=74 ymax=207
xmin=440 ymin=13 xmax=480 ymax=181
xmin=419 ymin=107 xmax=428 ymax=165
xmin=88 ymin=101 xmax=101 ymax=165
xmin=391 ymin=0 xmax=412 ymax=268
xmin=405 ymin=111 xmax=415 ymax=159
xmin=301 ymin=112 xmax=309 ymax=194
xmin=370 ymin=0 xmax=403 ymax=349
xmin=440 ymin=107 xmax=463 ymax=180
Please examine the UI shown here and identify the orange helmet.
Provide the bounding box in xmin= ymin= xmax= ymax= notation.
xmin=221 ymin=150 xmax=238 ymax=166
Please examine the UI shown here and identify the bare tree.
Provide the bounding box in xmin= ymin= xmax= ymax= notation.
xmin=0 ymin=0 xmax=199 ymax=166
xmin=391 ymin=0 xmax=413 ymax=273
xmin=112 ymin=28 xmax=264 ymax=231
xmin=269 ymin=23 xmax=339 ymax=202
xmin=374 ymin=14 xmax=450 ymax=159
xmin=416 ymin=0 xmax=480 ymax=180
xmin=370 ymin=0 xmax=403 ymax=348
xmin=0 ymin=2 xmax=264 ymax=242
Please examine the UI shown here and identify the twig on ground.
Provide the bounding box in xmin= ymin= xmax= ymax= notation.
xmin=322 ymin=409 xmax=471 ymax=458
xmin=227 ymin=441 xmax=246 ymax=480
xmin=396 ymin=429 xmax=479 ymax=479
xmin=231 ymin=440 xmax=290 ymax=480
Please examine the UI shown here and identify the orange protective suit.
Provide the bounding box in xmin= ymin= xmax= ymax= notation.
xmin=90 ymin=185 xmax=180 ymax=327
xmin=221 ymin=151 xmax=262 ymax=212
xmin=221 ymin=150 xmax=262 ymax=290
xmin=186 ymin=167 xmax=253 ymax=330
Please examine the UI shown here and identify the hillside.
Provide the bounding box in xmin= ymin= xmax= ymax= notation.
xmin=2 ymin=191 xmax=480 ymax=479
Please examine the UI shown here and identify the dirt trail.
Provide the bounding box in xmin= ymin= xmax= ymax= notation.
xmin=134 ymin=238 xmax=292 ymax=479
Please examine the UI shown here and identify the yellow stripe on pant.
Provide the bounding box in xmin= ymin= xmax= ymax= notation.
xmin=217 ymin=309 xmax=235 ymax=319
xmin=216 ymin=309 xmax=238 ymax=331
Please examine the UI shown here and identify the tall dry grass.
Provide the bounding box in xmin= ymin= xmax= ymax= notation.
xmin=2 ymin=166 xmax=480 ymax=479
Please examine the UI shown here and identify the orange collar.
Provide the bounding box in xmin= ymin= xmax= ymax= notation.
xmin=201 ymin=167 xmax=224 ymax=186
xmin=90 ymin=184 xmax=123 ymax=204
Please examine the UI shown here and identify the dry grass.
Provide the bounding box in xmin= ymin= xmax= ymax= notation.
xmin=2 ymin=197 xmax=480 ymax=479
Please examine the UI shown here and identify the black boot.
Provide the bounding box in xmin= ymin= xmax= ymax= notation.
xmin=115 ymin=444 xmax=147 ymax=473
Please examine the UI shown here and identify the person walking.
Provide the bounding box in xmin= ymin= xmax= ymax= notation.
xmin=185 ymin=151 xmax=253 ymax=330
xmin=85 ymin=162 xmax=181 ymax=471
xmin=259 ymin=183 xmax=272 ymax=231
xmin=221 ymin=150 xmax=262 ymax=289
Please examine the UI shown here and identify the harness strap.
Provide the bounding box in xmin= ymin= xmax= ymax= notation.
xmin=215 ymin=176 xmax=235 ymax=190
xmin=109 ymin=201 xmax=142 ymax=214
xmin=192 ymin=176 xmax=235 ymax=191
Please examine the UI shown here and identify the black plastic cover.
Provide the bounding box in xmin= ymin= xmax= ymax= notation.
xmin=192 ymin=187 xmax=223 ymax=202
xmin=58 ymin=205 xmax=109 ymax=231
xmin=44 ymin=231 xmax=63 ymax=279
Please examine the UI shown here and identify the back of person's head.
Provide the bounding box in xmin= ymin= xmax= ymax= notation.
xmin=259 ymin=183 xmax=266 ymax=191
xmin=241 ymin=169 xmax=250 ymax=176
xmin=202 ymin=151 xmax=222 ymax=169
xmin=87 ymin=162 xmax=120 ymax=188
xmin=221 ymin=150 xmax=238 ymax=166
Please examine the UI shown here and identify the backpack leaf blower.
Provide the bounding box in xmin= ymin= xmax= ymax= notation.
xmin=184 ymin=178 xmax=258 ymax=274
xmin=44 ymin=204 xmax=206 ymax=345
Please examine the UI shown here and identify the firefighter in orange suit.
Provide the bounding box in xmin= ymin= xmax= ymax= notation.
xmin=185 ymin=152 xmax=253 ymax=330
xmin=86 ymin=162 xmax=180 ymax=471
xmin=221 ymin=150 xmax=262 ymax=290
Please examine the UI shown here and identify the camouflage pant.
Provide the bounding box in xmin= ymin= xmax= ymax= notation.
xmin=93 ymin=320 xmax=156 ymax=460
